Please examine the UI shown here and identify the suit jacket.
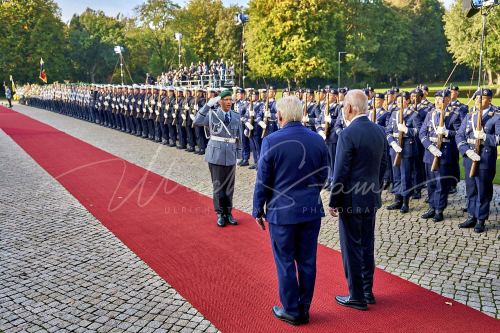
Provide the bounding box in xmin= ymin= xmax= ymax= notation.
xmin=252 ymin=121 xmax=328 ymax=224
xmin=329 ymin=116 xmax=387 ymax=214
xmin=194 ymin=104 xmax=242 ymax=166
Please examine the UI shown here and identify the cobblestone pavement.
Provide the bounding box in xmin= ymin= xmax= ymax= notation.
xmin=0 ymin=130 xmax=218 ymax=332
xmin=1 ymin=104 xmax=499 ymax=331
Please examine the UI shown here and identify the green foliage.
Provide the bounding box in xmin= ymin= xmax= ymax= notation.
xmin=444 ymin=0 xmax=500 ymax=85
xmin=0 ymin=0 xmax=68 ymax=83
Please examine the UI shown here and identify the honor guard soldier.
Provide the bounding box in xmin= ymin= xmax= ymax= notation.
xmin=410 ymin=88 xmax=430 ymax=199
xmin=447 ymin=85 xmax=467 ymax=194
xmin=194 ymin=90 xmax=241 ymax=227
xmin=176 ymin=88 xmax=188 ymax=149
xmin=136 ymin=85 xmax=146 ymax=136
xmin=235 ymin=88 xmax=251 ymax=166
xmin=386 ymin=91 xmax=420 ymax=213
xmin=167 ymin=86 xmax=178 ymax=146
xmin=316 ymin=88 xmax=340 ymax=188
xmin=419 ymin=90 xmax=462 ymax=222
xmin=194 ymin=88 xmax=207 ymax=154
xmin=130 ymin=85 xmax=139 ymax=135
xmin=184 ymin=88 xmax=197 ymax=152
xmin=257 ymin=86 xmax=279 ymax=139
xmin=420 ymin=85 xmax=434 ymax=109
xmin=247 ymin=89 xmax=263 ymax=169
xmin=370 ymin=92 xmax=392 ymax=189
xmin=301 ymin=89 xmax=318 ymax=132
xmin=456 ymin=88 xmax=499 ymax=233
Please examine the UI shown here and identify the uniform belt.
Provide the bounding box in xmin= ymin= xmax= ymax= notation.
xmin=429 ymin=137 xmax=450 ymax=143
xmin=211 ymin=136 xmax=236 ymax=144
xmin=392 ymin=133 xmax=408 ymax=138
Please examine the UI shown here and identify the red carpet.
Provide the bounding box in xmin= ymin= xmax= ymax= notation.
xmin=1 ymin=106 xmax=498 ymax=332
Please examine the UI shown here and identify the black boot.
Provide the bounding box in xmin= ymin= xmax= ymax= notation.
xmin=474 ymin=220 xmax=486 ymax=233
xmin=239 ymin=159 xmax=249 ymax=167
xmin=400 ymin=197 xmax=409 ymax=214
xmin=225 ymin=213 xmax=238 ymax=225
xmin=458 ymin=216 xmax=477 ymax=229
xmin=216 ymin=214 xmax=226 ymax=227
xmin=421 ymin=208 xmax=435 ymax=219
xmin=432 ymin=210 xmax=444 ymax=222
xmin=387 ymin=195 xmax=402 ymax=210
xmin=412 ymin=190 xmax=421 ymax=200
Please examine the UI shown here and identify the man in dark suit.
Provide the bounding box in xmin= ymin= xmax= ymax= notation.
xmin=329 ymin=89 xmax=387 ymax=311
xmin=253 ymin=96 xmax=328 ymax=325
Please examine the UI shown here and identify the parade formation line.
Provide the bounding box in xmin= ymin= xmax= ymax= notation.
xmin=1 ymin=106 xmax=498 ymax=333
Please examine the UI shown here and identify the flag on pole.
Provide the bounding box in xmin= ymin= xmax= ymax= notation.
xmin=9 ymin=75 xmax=16 ymax=93
xmin=39 ymin=58 xmax=47 ymax=83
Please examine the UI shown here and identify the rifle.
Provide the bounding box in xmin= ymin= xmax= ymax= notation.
xmin=143 ymin=93 xmax=149 ymax=119
xmin=431 ymin=99 xmax=447 ymax=172
xmin=172 ymin=90 xmax=178 ymax=126
xmin=469 ymin=91 xmax=483 ymax=177
xmin=191 ymin=88 xmax=199 ymax=128
xmin=393 ymin=97 xmax=404 ymax=167
xmin=324 ymin=91 xmax=331 ymax=139
xmin=155 ymin=93 xmax=162 ymax=123
xmin=246 ymin=94 xmax=255 ymax=138
xmin=261 ymin=88 xmax=270 ymax=138
xmin=371 ymin=96 xmax=376 ymax=123
xmin=149 ymin=93 xmax=156 ymax=120
xmin=182 ymin=90 xmax=189 ymax=127
xmin=302 ymin=91 xmax=309 ymax=126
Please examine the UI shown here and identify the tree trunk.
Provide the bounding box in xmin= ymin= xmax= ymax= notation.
xmin=487 ymin=69 xmax=493 ymax=86
xmin=496 ymin=72 xmax=500 ymax=96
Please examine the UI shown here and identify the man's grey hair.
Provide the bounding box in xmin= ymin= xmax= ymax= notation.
xmin=344 ymin=89 xmax=368 ymax=115
xmin=276 ymin=96 xmax=303 ymax=122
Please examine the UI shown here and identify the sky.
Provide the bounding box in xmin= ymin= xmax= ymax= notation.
xmin=56 ymin=0 xmax=248 ymax=23
xmin=56 ymin=0 xmax=455 ymax=23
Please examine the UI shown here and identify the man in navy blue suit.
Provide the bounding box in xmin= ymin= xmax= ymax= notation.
xmin=329 ymin=89 xmax=387 ymax=311
xmin=252 ymin=96 xmax=328 ymax=325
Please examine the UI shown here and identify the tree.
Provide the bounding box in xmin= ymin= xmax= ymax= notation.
xmin=444 ymin=0 xmax=500 ymax=85
xmin=246 ymin=0 xmax=342 ymax=86
xmin=0 ymin=0 xmax=68 ymax=83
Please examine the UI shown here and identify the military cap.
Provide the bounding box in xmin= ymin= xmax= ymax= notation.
xmin=391 ymin=87 xmax=400 ymax=93
xmin=324 ymin=85 xmax=331 ymax=90
xmin=368 ymin=86 xmax=374 ymax=92
xmin=250 ymin=89 xmax=259 ymax=96
xmin=220 ymin=89 xmax=232 ymax=99
xmin=339 ymin=87 xmax=348 ymax=94
xmin=398 ymin=91 xmax=410 ymax=100
xmin=375 ymin=92 xmax=385 ymax=99
xmin=411 ymin=88 xmax=424 ymax=97
xmin=268 ymin=86 xmax=277 ymax=91
xmin=329 ymin=88 xmax=339 ymax=95
xmin=473 ymin=88 xmax=493 ymax=98
xmin=450 ymin=85 xmax=459 ymax=91
xmin=318 ymin=88 xmax=326 ymax=94
xmin=282 ymin=88 xmax=289 ymax=93
xmin=420 ymin=85 xmax=429 ymax=92
xmin=167 ymin=86 xmax=175 ymax=91
xmin=305 ymin=88 xmax=313 ymax=94
xmin=363 ymin=88 xmax=370 ymax=96
xmin=434 ymin=89 xmax=451 ymax=98
xmin=140 ymin=85 xmax=146 ymax=90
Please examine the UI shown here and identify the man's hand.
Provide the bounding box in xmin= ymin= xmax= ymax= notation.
xmin=255 ymin=216 xmax=266 ymax=231
xmin=436 ymin=126 xmax=449 ymax=137
xmin=328 ymin=207 xmax=338 ymax=217
xmin=397 ymin=123 xmax=408 ymax=134
xmin=428 ymin=145 xmax=442 ymax=157
xmin=465 ymin=149 xmax=480 ymax=162
xmin=390 ymin=141 xmax=403 ymax=153
xmin=207 ymin=96 xmax=221 ymax=107
xmin=473 ymin=129 xmax=486 ymax=140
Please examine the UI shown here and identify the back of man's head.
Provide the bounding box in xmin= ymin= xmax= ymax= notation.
xmin=276 ymin=96 xmax=303 ymax=124
xmin=344 ymin=89 xmax=368 ymax=115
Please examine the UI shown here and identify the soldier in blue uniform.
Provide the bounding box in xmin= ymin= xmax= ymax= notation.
xmin=410 ymin=88 xmax=431 ymax=199
xmin=302 ymin=89 xmax=317 ymax=132
xmin=456 ymin=88 xmax=499 ymax=233
xmin=369 ymin=92 xmax=392 ymax=189
xmin=419 ymin=90 xmax=462 ymax=222
xmin=257 ymin=86 xmax=279 ymax=139
xmin=247 ymin=89 xmax=263 ymax=170
xmin=449 ymin=85 xmax=469 ymax=194
xmin=316 ymin=88 xmax=340 ymax=188
xmin=166 ymin=87 xmax=177 ymax=147
xmin=194 ymin=88 xmax=207 ymax=155
xmin=386 ymin=92 xmax=421 ymax=213
xmin=235 ymin=88 xmax=250 ymax=166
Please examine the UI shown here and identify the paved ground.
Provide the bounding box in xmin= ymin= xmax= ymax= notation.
xmin=1 ymin=104 xmax=499 ymax=332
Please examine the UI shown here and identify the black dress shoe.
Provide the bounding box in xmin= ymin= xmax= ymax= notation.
xmin=248 ymin=164 xmax=257 ymax=170
xmin=421 ymin=208 xmax=435 ymax=219
xmin=387 ymin=196 xmax=402 ymax=210
xmin=271 ymin=306 xmax=306 ymax=326
xmin=187 ymin=147 xmax=195 ymax=152
xmin=424 ymin=196 xmax=430 ymax=203
xmin=474 ymin=220 xmax=485 ymax=233
xmin=432 ymin=211 xmax=444 ymax=222
xmin=216 ymin=214 xmax=226 ymax=227
xmin=323 ymin=182 xmax=331 ymax=190
xmin=412 ymin=191 xmax=422 ymax=200
xmin=462 ymin=206 xmax=468 ymax=213
xmin=335 ymin=295 xmax=368 ymax=311
xmin=199 ymin=150 xmax=205 ymax=155
xmin=400 ymin=197 xmax=409 ymax=213
xmin=383 ymin=181 xmax=391 ymax=190
xmin=364 ymin=293 xmax=376 ymax=305
xmin=239 ymin=159 xmax=249 ymax=167
xmin=458 ymin=216 xmax=477 ymax=229
xmin=225 ymin=214 xmax=238 ymax=225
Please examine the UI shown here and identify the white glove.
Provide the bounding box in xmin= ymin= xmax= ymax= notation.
xmin=258 ymin=120 xmax=267 ymax=129
xmin=302 ymin=115 xmax=309 ymax=123
xmin=245 ymin=122 xmax=254 ymax=130
xmin=264 ymin=111 xmax=271 ymax=118
xmin=397 ymin=123 xmax=408 ymax=134
xmin=428 ymin=145 xmax=442 ymax=157
xmin=465 ymin=149 xmax=480 ymax=162
xmin=190 ymin=114 xmax=195 ymax=121
xmin=473 ymin=129 xmax=486 ymax=140
xmin=318 ymin=130 xmax=326 ymax=140
xmin=207 ymin=96 xmax=221 ymax=107
xmin=390 ymin=141 xmax=403 ymax=153
xmin=325 ymin=115 xmax=332 ymax=123
xmin=436 ymin=126 xmax=449 ymax=137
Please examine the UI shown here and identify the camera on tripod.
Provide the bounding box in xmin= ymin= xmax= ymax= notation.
xmin=463 ymin=0 xmax=499 ymax=17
